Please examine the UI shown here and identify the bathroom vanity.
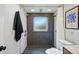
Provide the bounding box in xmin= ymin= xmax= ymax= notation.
xmin=63 ymin=45 xmax=79 ymax=54
xmin=63 ymin=47 xmax=72 ymax=54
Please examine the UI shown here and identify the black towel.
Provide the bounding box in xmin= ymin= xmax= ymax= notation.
xmin=13 ymin=11 xmax=23 ymax=42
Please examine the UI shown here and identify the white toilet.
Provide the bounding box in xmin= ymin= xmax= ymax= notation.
xmin=45 ymin=47 xmax=62 ymax=54
xmin=45 ymin=40 xmax=73 ymax=54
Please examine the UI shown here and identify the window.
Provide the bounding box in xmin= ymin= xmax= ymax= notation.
xmin=33 ymin=16 xmax=48 ymax=31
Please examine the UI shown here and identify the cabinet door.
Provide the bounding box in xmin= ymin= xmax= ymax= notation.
xmin=63 ymin=47 xmax=72 ymax=54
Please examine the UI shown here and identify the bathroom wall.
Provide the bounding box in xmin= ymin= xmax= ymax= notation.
xmin=54 ymin=12 xmax=57 ymax=47
xmin=0 ymin=4 xmax=27 ymax=54
xmin=64 ymin=4 xmax=79 ymax=44
xmin=56 ymin=6 xmax=65 ymax=49
xmin=20 ymin=5 xmax=27 ymax=53
xmin=0 ymin=5 xmax=5 ymax=50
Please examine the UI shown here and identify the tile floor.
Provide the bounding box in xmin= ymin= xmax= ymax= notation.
xmin=23 ymin=47 xmax=48 ymax=54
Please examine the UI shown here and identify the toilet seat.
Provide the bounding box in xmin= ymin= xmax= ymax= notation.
xmin=45 ymin=48 xmax=62 ymax=54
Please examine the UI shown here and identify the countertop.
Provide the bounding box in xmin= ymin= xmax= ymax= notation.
xmin=63 ymin=45 xmax=79 ymax=54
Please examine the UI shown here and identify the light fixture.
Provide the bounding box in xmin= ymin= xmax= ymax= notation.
xmin=48 ymin=9 xmax=52 ymax=12
xmin=31 ymin=9 xmax=35 ymax=12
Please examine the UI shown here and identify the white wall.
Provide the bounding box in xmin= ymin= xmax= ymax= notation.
xmin=56 ymin=6 xmax=65 ymax=49
xmin=20 ymin=5 xmax=27 ymax=53
xmin=0 ymin=5 xmax=5 ymax=50
xmin=0 ymin=4 xmax=27 ymax=54
xmin=64 ymin=4 xmax=79 ymax=44
xmin=54 ymin=13 xmax=57 ymax=47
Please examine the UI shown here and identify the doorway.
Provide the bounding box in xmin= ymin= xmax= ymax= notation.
xmin=27 ymin=13 xmax=54 ymax=48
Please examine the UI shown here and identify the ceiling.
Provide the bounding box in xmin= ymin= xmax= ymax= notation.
xmin=22 ymin=4 xmax=62 ymax=13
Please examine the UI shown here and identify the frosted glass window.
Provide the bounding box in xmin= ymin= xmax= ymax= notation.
xmin=33 ymin=16 xmax=48 ymax=31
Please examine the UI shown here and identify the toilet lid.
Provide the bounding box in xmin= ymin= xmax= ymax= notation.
xmin=45 ymin=48 xmax=62 ymax=54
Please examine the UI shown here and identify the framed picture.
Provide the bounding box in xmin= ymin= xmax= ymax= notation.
xmin=65 ymin=6 xmax=79 ymax=29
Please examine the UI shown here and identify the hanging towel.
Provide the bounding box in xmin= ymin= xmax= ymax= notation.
xmin=13 ymin=11 xmax=23 ymax=42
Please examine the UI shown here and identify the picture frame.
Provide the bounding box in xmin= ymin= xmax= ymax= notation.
xmin=65 ymin=6 xmax=79 ymax=29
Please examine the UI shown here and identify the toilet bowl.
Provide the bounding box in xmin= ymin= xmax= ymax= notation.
xmin=45 ymin=48 xmax=62 ymax=54
xmin=45 ymin=40 xmax=73 ymax=54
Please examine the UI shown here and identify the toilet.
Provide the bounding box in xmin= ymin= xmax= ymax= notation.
xmin=45 ymin=48 xmax=62 ymax=54
xmin=45 ymin=40 xmax=73 ymax=54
